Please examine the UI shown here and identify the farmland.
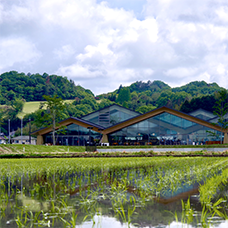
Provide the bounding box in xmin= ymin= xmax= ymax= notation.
xmin=0 ymin=157 xmax=228 ymax=227
xmin=17 ymin=100 xmax=74 ymax=118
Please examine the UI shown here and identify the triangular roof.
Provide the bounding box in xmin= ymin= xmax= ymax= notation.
xmin=33 ymin=106 xmax=224 ymax=136
xmin=81 ymin=104 xmax=140 ymax=128
xmin=189 ymin=108 xmax=216 ymax=121
xmin=32 ymin=117 xmax=104 ymax=136
xmin=81 ymin=104 xmax=140 ymax=119
xmin=102 ymin=106 xmax=224 ymax=135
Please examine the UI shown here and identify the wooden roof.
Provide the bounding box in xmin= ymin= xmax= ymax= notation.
xmin=33 ymin=106 xmax=224 ymax=136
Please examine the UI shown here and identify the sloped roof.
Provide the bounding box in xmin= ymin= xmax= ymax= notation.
xmin=81 ymin=104 xmax=140 ymax=128
xmin=189 ymin=108 xmax=216 ymax=121
xmin=32 ymin=116 xmax=104 ymax=135
xmin=81 ymin=104 xmax=140 ymax=119
xmin=12 ymin=136 xmax=36 ymax=140
xmin=33 ymin=106 xmax=224 ymax=136
xmin=102 ymin=106 xmax=224 ymax=135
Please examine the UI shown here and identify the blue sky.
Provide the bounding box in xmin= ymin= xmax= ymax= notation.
xmin=1 ymin=0 xmax=228 ymax=95
xmin=96 ymin=0 xmax=147 ymax=19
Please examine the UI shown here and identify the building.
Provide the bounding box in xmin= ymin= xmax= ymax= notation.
xmin=33 ymin=105 xmax=228 ymax=146
xmin=12 ymin=136 xmax=37 ymax=145
xmin=0 ymin=136 xmax=6 ymax=144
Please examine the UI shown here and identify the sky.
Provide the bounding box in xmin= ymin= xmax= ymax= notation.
xmin=1 ymin=0 xmax=228 ymax=95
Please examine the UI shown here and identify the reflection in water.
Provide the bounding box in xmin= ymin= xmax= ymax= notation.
xmin=168 ymin=221 xmax=228 ymax=228
xmin=0 ymin=157 xmax=228 ymax=227
xmin=81 ymin=215 xmax=138 ymax=228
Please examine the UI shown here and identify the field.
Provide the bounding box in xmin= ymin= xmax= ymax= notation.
xmin=1 ymin=144 xmax=228 ymax=159
xmin=0 ymin=144 xmax=85 ymax=157
xmin=17 ymin=99 xmax=74 ymax=118
xmin=0 ymin=157 xmax=228 ymax=227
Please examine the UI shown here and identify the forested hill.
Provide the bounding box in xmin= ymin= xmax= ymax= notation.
xmin=98 ymin=80 xmax=222 ymax=112
xmin=0 ymin=71 xmax=226 ymax=135
xmin=172 ymin=81 xmax=220 ymax=96
xmin=0 ymin=71 xmax=93 ymax=105
xmin=0 ymin=71 xmax=225 ymax=113
xmin=128 ymin=80 xmax=171 ymax=93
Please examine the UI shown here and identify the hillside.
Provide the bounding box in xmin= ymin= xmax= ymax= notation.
xmin=0 ymin=71 xmax=226 ymax=136
xmin=0 ymin=71 xmax=93 ymax=105
xmin=98 ymin=80 xmax=223 ymax=112
xmin=172 ymin=81 xmax=220 ymax=96
xmin=0 ymin=71 xmax=225 ymax=115
xmin=17 ymin=100 xmax=75 ymax=118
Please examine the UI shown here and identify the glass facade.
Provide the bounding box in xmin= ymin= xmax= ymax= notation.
xmin=108 ymin=112 xmax=221 ymax=146
xmin=40 ymin=108 xmax=223 ymax=146
xmin=82 ymin=105 xmax=139 ymax=128
xmin=43 ymin=124 xmax=101 ymax=146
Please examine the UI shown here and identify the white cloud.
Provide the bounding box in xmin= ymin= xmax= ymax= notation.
xmin=216 ymin=6 xmax=228 ymax=23
xmin=165 ymin=67 xmax=197 ymax=78
xmin=0 ymin=37 xmax=41 ymax=71
xmin=54 ymin=45 xmax=75 ymax=60
xmin=1 ymin=0 xmax=228 ymax=94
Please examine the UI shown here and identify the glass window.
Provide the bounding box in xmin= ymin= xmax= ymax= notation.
xmin=82 ymin=105 xmax=139 ymax=127
xmin=182 ymin=119 xmax=192 ymax=128
xmin=109 ymin=112 xmax=223 ymax=146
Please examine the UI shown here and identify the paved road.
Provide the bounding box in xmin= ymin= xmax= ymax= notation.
xmin=97 ymin=147 xmax=228 ymax=153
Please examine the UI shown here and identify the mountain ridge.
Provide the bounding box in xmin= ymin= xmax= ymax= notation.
xmin=0 ymin=71 xmax=225 ymax=114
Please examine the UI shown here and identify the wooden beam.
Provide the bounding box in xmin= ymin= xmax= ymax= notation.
xmin=33 ymin=118 xmax=103 ymax=136
xmin=103 ymin=107 xmax=224 ymax=134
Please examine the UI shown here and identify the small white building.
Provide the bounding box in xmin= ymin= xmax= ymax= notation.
xmin=0 ymin=136 xmax=6 ymax=144
xmin=12 ymin=136 xmax=36 ymax=145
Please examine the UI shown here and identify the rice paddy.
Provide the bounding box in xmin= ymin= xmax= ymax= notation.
xmin=0 ymin=157 xmax=228 ymax=227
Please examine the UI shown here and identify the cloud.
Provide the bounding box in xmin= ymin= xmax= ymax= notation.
xmin=0 ymin=37 xmax=41 ymax=71
xmin=1 ymin=0 xmax=228 ymax=94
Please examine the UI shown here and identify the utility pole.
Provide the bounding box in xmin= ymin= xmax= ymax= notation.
xmin=21 ymin=117 xmax=23 ymax=143
xmin=29 ymin=118 xmax=31 ymax=144
xmin=8 ymin=119 xmax=10 ymax=144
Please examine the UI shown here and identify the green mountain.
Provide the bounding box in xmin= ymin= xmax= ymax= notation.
xmin=0 ymin=71 xmax=226 ymax=135
xmin=98 ymin=80 xmax=223 ymax=112
xmin=0 ymin=71 xmax=93 ymax=105
xmin=128 ymin=80 xmax=171 ymax=93
xmin=0 ymin=71 xmax=225 ymax=114
xmin=172 ymin=81 xmax=220 ymax=96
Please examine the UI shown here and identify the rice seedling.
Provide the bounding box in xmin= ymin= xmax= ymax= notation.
xmin=0 ymin=157 xmax=228 ymax=227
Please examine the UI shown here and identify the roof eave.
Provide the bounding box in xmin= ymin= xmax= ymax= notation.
xmin=103 ymin=106 xmax=224 ymax=134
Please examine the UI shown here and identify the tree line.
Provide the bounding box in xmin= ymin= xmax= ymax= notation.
xmin=0 ymin=71 xmax=226 ymax=138
xmin=0 ymin=71 xmax=93 ymax=104
xmin=99 ymin=80 xmax=222 ymax=113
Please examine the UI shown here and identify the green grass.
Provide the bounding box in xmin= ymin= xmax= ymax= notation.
xmin=0 ymin=156 xmax=227 ymax=227
xmin=17 ymin=100 xmax=74 ymax=118
xmin=1 ymin=144 xmax=228 ymax=159
xmin=18 ymin=101 xmax=41 ymax=118
xmin=98 ymin=144 xmax=228 ymax=149
xmin=0 ymin=144 xmax=85 ymax=155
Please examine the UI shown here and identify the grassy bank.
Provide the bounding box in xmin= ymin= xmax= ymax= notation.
xmin=97 ymin=144 xmax=228 ymax=149
xmin=1 ymin=144 xmax=228 ymax=158
xmin=17 ymin=99 xmax=74 ymax=118
xmin=0 ymin=144 xmax=85 ymax=158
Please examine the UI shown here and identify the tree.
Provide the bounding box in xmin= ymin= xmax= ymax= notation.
xmin=5 ymin=99 xmax=24 ymax=121
xmin=136 ymin=105 xmax=156 ymax=114
xmin=212 ymin=89 xmax=228 ymax=143
xmin=98 ymin=99 xmax=114 ymax=109
xmin=180 ymin=95 xmax=216 ymax=113
xmin=0 ymin=108 xmax=4 ymax=127
xmin=81 ymin=96 xmax=98 ymax=111
xmin=41 ymin=95 xmax=65 ymax=145
xmin=116 ymin=87 xmax=130 ymax=104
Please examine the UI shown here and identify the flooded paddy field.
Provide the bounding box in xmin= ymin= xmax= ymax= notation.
xmin=0 ymin=157 xmax=228 ymax=228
